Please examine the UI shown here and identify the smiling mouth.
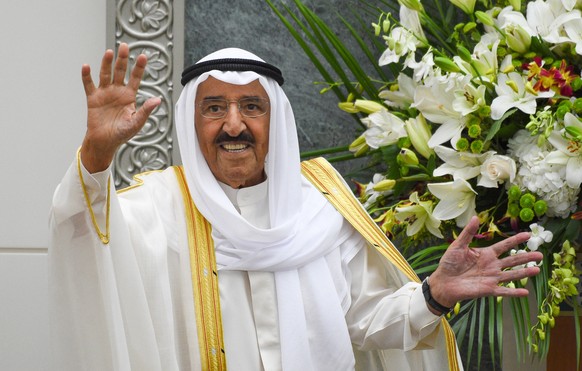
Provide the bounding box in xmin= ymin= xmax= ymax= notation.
xmin=221 ymin=143 xmax=249 ymax=152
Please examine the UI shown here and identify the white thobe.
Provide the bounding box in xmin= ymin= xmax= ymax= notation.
xmin=48 ymin=158 xmax=452 ymax=371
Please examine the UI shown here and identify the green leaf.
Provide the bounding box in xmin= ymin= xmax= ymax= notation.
xmin=485 ymin=108 xmax=517 ymax=143
xmin=477 ymin=298 xmax=486 ymax=370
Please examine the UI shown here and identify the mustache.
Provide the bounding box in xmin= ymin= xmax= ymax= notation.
xmin=215 ymin=131 xmax=255 ymax=144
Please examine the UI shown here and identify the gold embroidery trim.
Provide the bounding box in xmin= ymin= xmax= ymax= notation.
xmin=301 ymin=157 xmax=460 ymax=371
xmin=173 ymin=166 xmax=226 ymax=371
xmin=117 ymin=170 xmax=164 ymax=194
xmin=76 ymin=147 xmax=110 ymax=245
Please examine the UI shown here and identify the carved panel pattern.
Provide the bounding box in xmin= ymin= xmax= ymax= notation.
xmin=113 ymin=0 xmax=175 ymax=187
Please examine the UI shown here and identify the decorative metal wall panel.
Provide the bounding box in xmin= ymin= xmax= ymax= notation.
xmin=113 ymin=0 xmax=176 ymax=188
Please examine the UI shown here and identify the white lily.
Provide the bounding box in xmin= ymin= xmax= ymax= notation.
xmin=363 ymin=173 xmax=393 ymax=209
xmin=525 ymin=0 xmax=579 ymax=45
xmin=490 ymin=72 xmax=554 ymax=120
xmin=433 ymin=145 xmax=491 ymax=180
xmin=546 ymin=112 xmax=582 ymax=188
xmin=428 ymin=178 xmax=478 ymax=227
xmin=527 ymin=223 xmax=553 ymax=251
xmin=412 ymin=74 xmax=469 ymax=148
xmin=379 ymin=73 xmax=417 ymax=109
xmin=453 ymin=83 xmax=488 ymax=116
xmin=405 ymin=49 xmax=435 ymax=82
xmin=563 ymin=14 xmax=582 ymax=55
xmin=400 ymin=4 xmax=427 ymax=45
xmin=454 ymin=38 xmax=500 ymax=81
xmin=379 ymin=27 xmax=417 ymax=66
xmin=395 ymin=191 xmax=443 ymax=238
xmin=361 ymin=109 xmax=408 ymax=149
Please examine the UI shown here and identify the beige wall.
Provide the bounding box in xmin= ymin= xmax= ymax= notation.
xmin=0 ymin=1 xmax=107 ymax=369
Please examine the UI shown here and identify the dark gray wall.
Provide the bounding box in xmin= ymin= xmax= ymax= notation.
xmin=183 ymin=0 xmax=372 ymax=161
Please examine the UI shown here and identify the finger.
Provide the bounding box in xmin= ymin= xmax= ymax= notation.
xmin=490 ymin=232 xmax=531 ymax=256
xmin=133 ymin=97 xmax=162 ymax=125
xmin=127 ymin=53 xmax=148 ymax=92
xmin=499 ymin=266 xmax=541 ymax=283
xmin=113 ymin=43 xmax=130 ymax=85
xmin=98 ymin=49 xmax=115 ymax=88
xmin=450 ymin=216 xmax=479 ymax=250
xmin=500 ymin=251 xmax=543 ymax=270
xmin=81 ymin=64 xmax=96 ymax=96
xmin=492 ymin=286 xmax=530 ymax=298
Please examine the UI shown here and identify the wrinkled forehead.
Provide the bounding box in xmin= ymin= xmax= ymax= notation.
xmin=195 ymin=76 xmax=269 ymax=100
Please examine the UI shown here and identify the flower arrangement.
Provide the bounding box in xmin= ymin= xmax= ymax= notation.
xmin=268 ymin=0 xmax=582 ymax=367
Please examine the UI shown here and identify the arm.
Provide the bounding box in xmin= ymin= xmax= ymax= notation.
xmin=48 ymin=44 xmax=165 ymax=370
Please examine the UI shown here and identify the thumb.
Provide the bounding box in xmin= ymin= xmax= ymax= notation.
xmin=134 ymin=96 xmax=162 ymax=125
xmin=450 ymin=216 xmax=479 ymax=250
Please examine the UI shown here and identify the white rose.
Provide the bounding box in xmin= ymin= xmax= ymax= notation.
xmin=478 ymin=154 xmax=516 ymax=188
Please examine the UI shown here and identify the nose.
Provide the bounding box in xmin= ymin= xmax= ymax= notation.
xmin=222 ymin=102 xmax=246 ymax=137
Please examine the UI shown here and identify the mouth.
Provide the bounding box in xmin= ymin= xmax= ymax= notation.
xmin=220 ymin=143 xmax=250 ymax=153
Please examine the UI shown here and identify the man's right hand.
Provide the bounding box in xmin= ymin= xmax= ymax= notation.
xmin=80 ymin=43 xmax=161 ymax=173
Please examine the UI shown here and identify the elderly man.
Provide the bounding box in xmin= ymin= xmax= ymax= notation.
xmin=49 ymin=43 xmax=542 ymax=371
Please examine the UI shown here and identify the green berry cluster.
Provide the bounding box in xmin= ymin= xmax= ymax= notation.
xmin=507 ymin=185 xmax=547 ymax=222
xmin=528 ymin=240 xmax=581 ymax=353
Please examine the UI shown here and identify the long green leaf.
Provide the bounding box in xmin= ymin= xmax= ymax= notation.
xmin=265 ymin=0 xmax=346 ymax=101
xmin=496 ymin=297 xmax=503 ymax=369
xmin=488 ymin=297 xmax=497 ymax=370
xmin=302 ymin=5 xmax=379 ymax=98
xmin=340 ymin=14 xmax=390 ymax=82
xmin=477 ymin=298 xmax=486 ymax=370
xmin=292 ymin=1 xmax=361 ymax=96
xmin=467 ymin=300 xmax=479 ymax=367
xmin=509 ymin=297 xmax=526 ymax=361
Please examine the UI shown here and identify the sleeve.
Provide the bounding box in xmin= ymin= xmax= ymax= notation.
xmin=48 ymin=153 xmax=164 ymax=371
xmin=345 ymin=243 xmax=442 ymax=352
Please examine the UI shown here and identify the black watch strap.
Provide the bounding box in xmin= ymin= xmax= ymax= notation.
xmin=422 ymin=277 xmax=453 ymax=315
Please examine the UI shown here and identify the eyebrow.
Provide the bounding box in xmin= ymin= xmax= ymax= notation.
xmin=201 ymin=95 xmax=265 ymax=100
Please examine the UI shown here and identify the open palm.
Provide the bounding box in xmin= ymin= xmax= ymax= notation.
xmin=80 ymin=43 xmax=161 ymax=173
xmin=429 ymin=216 xmax=543 ymax=309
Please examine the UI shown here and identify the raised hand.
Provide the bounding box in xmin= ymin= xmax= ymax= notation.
xmin=428 ymin=216 xmax=543 ymax=310
xmin=80 ymin=43 xmax=161 ymax=173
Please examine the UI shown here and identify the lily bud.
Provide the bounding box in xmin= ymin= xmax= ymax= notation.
xmin=372 ymin=22 xmax=381 ymax=36
xmin=509 ymin=0 xmax=521 ymax=10
xmin=505 ymin=24 xmax=531 ymax=54
xmin=349 ymin=135 xmax=369 ymax=156
xmin=338 ymin=102 xmax=359 ymax=114
xmin=434 ymin=56 xmax=461 ymax=73
xmin=382 ymin=19 xmax=390 ymax=33
xmin=475 ymin=11 xmax=495 ymax=26
xmin=398 ymin=0 xmax=423 ymax=12
xmin=373 ymin=179 xmax=396 ymax=192
xmin=450 ymin=0 xmax=476 ymax=14
xmin=405 ymin=115 xmax=433 ymax=159
xmin=457 ymin=45 xmax=473 ymax=63
xmin=354 ymin=99 xmax=385 ymax=114
xmin=397 ymin=148 xmax=419 ymax=166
